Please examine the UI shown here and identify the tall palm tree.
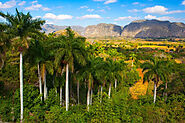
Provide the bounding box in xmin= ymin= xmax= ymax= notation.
xmin=141 ymin=57 xmax=167 ymax=103
xmin=160 ymin=59 xmax=173 ymax=101
xmin=105 ymin=59 xmax=123 ymax=98
xmin=50 ymin=27 xmax=86 ymax=111
xmin=25 ymin=39 xmax=45 ymax=101
xmin=78 ymin=56 xmax=103 ymax=110
xmin=0 ymin=8 xmax=45 ymax=121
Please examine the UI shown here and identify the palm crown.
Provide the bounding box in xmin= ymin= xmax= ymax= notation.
xmin=0 ymin=8 xmax=45 ymax=47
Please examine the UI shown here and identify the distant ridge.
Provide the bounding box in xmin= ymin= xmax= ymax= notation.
xmin=122 ymin=19 xmax=185 ymax=38
xmin=84 ymin=23 xmax=122 ymax=38
xmin=42 ymin=19 xmax=185 ymax=38
xmin=42 ymin=24 xmax=85 ymax=35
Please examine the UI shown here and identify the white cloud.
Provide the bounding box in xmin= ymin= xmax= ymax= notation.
xmin=87 ymin=9 xmax=94 ymax=12
xmin=25 ymin=2 xmax=51 ymax=11
xmin=43 ymin=13 xmax=73 ymax=20
xmin=93 ymin=0 xmax=117 ymax=4
xmin=128 ymin=9 xmax=140 ymax=12
xmin=80 ymin=6 xmax=88 ymax=9
xmin=77 ymin=14 xmax=102 ymax=19
xmin=0 ymin=0 xmax=16 ymax=9
xmin=32 ymin=0 xmax=38 ymax=4
xmin=44 ymin=13 xmax=56 ymax=19
xmin=18 ymin=1 xmax=26 ymax=6
xmin=167 ymin=10 xmax=185 ymax=14
xmin=132 ymin=2 xmax=139 ymax=5
xmin=182 ymin=0 xmax=185 ymax=5
xmin=143 ymin=5 xmax=168 ymax=14
xmin=104 ymin=0 xmax=117 ymax=4
xmin=114 ymin=16 xmax=139 ymax=21
xmin=143 ymin=5 xmax=185 ymax=14
xmin=144 ymin=14 xmax=178 ymax=21
xmin=132 ymin=2 xmax=145 ymax=6
xmin=144 ymin=15 xmax=157 ymax=19
xmin=25 ymin=4 xmax=42 ymax=10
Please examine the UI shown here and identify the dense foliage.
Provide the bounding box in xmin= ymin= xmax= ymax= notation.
xmin=0 ymin=9 xmax=184 ymax=122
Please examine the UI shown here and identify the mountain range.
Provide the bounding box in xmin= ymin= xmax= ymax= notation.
xmin=42 ymin=19 xmax=185 ymax=38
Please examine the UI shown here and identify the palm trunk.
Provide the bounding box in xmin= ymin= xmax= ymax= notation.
xmin=165 ymin=82 xmax=167 ymax=101
xmin=87 ymin=76 xmax=91 ymax=111
xmin=43 ymin=64 xmax=47 ymax=101
xmin=38 ymin=63 xmax=42 ymax=101
xmin=0 ymin=58 xmax=4 ymax=69
xmin=108 ymin=83 xmax=111 ymax=98
xmin=87 ymin=84 xmax=90 ymax=111
xmin=66 ymin=63 xmax=69 ymax=111
xmin=87 ymin=88 xmax=90 ymax=111
xmin=100 ymin=85 xmax=103 ymax=103
xmin=153 ymin=82 xmax=157 ymax=104
xmin=77 ymin=80 xmax=79 ymax=105
xmin=20 ymin=52 xmax=23 ymax=121
xmin=90 ymin=89 xmax=93 ymax=105
xmin=52 ymin=71 xmax=57 ymax=96
xmin=115 ymin=79 xmax=117 ymax=90
xmin=60 ymin=86 xmax=62 ymax=105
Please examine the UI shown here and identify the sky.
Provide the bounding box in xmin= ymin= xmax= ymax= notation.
xmin=0 ymin=0 xmax=185 ymax=27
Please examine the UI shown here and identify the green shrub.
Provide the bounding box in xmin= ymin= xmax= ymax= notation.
xmin=45 ymin=105 xmax=61 ymax=123
xmin=13 ymin=84 xmax=41 ymax=121
xmin=44 ymin=88 xmax=59 ymax=110
xmin=0 ymin=99 xmax=13 ymax=122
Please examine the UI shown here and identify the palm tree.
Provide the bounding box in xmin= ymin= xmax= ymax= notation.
xmin=160 ymin=59 xmax=173 ymax=101
xmin=141 ymin=57 xmax=167 ymax=103
xmin=25 ymin=39 xmax=45 ymax=101
xmin=105 ymin=59 xmax=123 ymax=98
xmin=0 ymin=8 xmax=45 ymax=121
xmin=130 ymin=53 xmax=137 ymax=67
xmin=78 ymin=57 xmax=103 ymax=110
xmin=50 ymin=27 xmax=86 ymax=111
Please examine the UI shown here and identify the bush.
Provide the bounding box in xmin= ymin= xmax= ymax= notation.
xmin=13 ymin=84 xmax=41 ymax=121
xmin=0 ymin=99 xmax=13 ymax=122
xmin=45 ymin=105 xmax=61 ymax=122
xmin=44 ymin=88 xmax=59 ymax=110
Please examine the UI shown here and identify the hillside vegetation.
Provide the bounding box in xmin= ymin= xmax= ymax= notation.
xmin=0 ymin=9 xmax=185 ymax=123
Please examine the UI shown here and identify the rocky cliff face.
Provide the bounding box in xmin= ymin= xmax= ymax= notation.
xmin=84 ymin=23 xmax=122 ymax=37
xmin=121 ymin=19 xmax=185 ymax=38
xmin=42 ymin=20 xmax=185 ymax=38
xmin=42 ymin=24 xmax=85 ymax=35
